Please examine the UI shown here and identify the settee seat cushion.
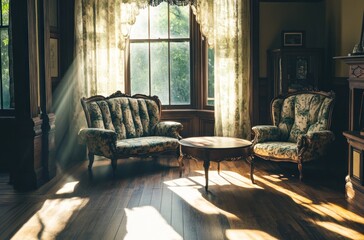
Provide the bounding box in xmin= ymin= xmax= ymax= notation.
xmin=253 ymin=142 xmax=298 ymax=161
xmin=116 ymin=136 xmax=179 ymax=156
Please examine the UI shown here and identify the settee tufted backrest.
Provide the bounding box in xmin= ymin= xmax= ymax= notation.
xmin=271 ymin=91 xmax=335 ymax=142
xmin=81 ymin=91 xmax=161 ymax=140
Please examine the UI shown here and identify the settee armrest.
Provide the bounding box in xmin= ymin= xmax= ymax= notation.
xmin=78 ymin=128 xmax=117 ymax=158
xmin=154 ymin=121 xmax=183 ymax=139
xmin=252 ymin=125 xmax=281 ymax=144
xmin=297 ymin=130 xmax=335 ymax=160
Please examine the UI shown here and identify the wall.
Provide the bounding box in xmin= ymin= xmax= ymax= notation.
xmin=326 ymin=0 xmax=364 ymax=77
xmin=257 ymin=1 xmax=364 ymax=178
xmin=259 ymin=2 xmax=325 ymax=77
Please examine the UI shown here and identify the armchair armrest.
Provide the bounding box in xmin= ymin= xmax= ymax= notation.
xmin=297 ymin=130 xmax=335 ymax=160
xmin=154 ymin=121 xmax=183 ymax=139
xmin=78 ymin=128 xmax=117 ymax=158
xmin=252 ymin=125 xmax=281 ymax=144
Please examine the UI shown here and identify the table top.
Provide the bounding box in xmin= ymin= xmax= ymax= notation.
xmin=179 ymin=136 xmax=252 ymax=150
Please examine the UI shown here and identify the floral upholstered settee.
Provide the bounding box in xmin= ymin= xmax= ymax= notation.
xmin=78 ymin=91 xmax=183 ymax=175
xmin=252 ymin=90 xmax=335 ymax=181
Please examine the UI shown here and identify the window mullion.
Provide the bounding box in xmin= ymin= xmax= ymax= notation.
xmin=0 ymin=0 xmax=3 ymax=109
xmin=148 ymin=6 xmax=151 ymax=96
xmin=167 ymin=3 xmax=171 ymax=105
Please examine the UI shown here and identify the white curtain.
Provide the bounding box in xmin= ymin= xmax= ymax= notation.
xmin=192 ymin=0 xmax=251 ymax=139
xmin=74 ymin=0 xmax=148 ymax=98
xmin=73 ymin=0 xmax=251 ymax=139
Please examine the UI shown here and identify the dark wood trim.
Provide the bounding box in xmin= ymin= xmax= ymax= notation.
xmin=251 ymin=0 xmax=259 ymax=126
xmin=10 ymin=0 xmax=58 ymax=190
xmin=161 ymin=109 xmax=214 ymax=137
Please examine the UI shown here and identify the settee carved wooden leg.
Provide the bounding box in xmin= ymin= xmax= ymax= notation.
xmin=111 ymin=158 xmax=117 ymax=178
xmin=298 ymin=160 xmax=303 ymax=181
xmin=88 ymin=153 xmax=94 ymax=171
xmin=177 ymin=146 xmax=184 ymax=177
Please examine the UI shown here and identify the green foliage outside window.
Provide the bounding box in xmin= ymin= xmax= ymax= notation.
xmin=130 ymin=3 xmax=190 ymax=105
xmin=1 ymin=0 xmax=10 ymax=109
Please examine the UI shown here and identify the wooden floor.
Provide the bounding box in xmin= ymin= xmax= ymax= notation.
xmin=1 ymin=155 xmax=364 ymax=240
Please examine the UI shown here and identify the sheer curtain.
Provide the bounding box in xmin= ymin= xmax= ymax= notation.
xmin=74 ymin=0 xmax=148 ymax=98
xmin=193 ymin=0 xmax=251 ymax=139
xmin=73 ymin=0 xmax=251 ymax=139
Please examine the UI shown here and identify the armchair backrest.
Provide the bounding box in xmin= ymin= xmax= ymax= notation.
xmin=81 ymin=91 xmax=161 ymax=140
xmin=271 ymin=91 xmax=335 ymax=142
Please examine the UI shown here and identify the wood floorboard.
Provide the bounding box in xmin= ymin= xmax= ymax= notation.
xmin=1 ymin=156 xmax=364 ymax=240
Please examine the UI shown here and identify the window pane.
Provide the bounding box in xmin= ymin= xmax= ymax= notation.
xmin=151 ymin=42 xmax=169 ymax=104
xmin=170 ymin=4 xmax=189 ymax=38
xmin=207 ymin=47 xmax=214 ymax=106
xmin=2 ymin=0 xmax=9 ymax=26
xmin=130 ymin=43 xmax=149 ymax=96
xmin=150 ymin=3 xmax=168 ymax=39
xmin=1 ymin=29 xmax=9 ymax=108
xmin=170 ymin=42 xmax=190 ymax=105
xmin=130 ymin=7 xmax=148 ymax=39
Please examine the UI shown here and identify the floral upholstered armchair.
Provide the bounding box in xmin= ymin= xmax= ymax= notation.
xmin=251 ymin=91 xmax=335 ymax=181
xmin=78 ymin=91 xmax=183 ymax=176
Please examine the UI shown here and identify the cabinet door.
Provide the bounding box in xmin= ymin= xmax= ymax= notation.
xmin=269 ymin=48 xmax=323 ymax=97
xmin=282 ymin=51 xmax=321 ymax=94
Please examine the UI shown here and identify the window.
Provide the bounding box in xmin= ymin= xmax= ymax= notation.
xmin=129 ymin=3 xmax=190 ymax=106
xmin=0 ymin=0 xmax=11 ymax=110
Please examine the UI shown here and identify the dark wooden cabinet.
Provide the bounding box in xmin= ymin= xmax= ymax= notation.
xmin=268 ymin=48 xmax=323 ymax=98
xmin=337 ymin=56 xmax=364 ymax=207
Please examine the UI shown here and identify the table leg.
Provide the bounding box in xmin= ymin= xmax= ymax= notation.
xmin=203 ymin=159 xmax=210 ymax=191
xmin=217 ymin=162 xmax=220 ymax=175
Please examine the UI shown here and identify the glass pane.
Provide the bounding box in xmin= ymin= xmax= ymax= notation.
xmin=130 ymin=7 xmax=148 ymax=39
xmin=2 ymin=0 xmax=9 ymax=26
xmin=151 ymin=42 xmax=168 ymax=104
xmin=150 ymin=2 xmax=168 ymax=39
xmin=207 ymin=47 xmax=214 ymax=106
xmin=1 ymin=29 xmax=9 ymax=108
xmin=170 ymin=4 xmax=189 ymax=38
xmin=170 ymin=42 xmax=190 ymax=105
xmin=130 ymin=43 xmax=149 ymax=96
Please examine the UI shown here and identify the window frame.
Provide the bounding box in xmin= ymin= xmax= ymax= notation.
xmin=0 ymin=0 xmax=12 ymax=113
xmin=126 ymin=4 xmax=214 ymax=111
xmin=202 ymin=39 xmax=214 ymax=110
xmin=127 ymin=3 xmax=194 ymax=109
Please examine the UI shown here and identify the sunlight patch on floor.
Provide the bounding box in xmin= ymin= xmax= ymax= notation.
xmin=314 ymin=221 xmax=364 ymax=239
xmin=262 ymin=174 xmax=285 ymax=182
xmin=11 ymin=197 xmax=88 ymax=240
xmin=164 ymin=177 xmax=196 ymax=187
xmin=190 ymin=170 xmax=263 ymax=189
xmin=257 ymin=175 xmax=364 ymax=238
xmin=56 ymin=181 xmax=79 ymax=195
xmin=168 ymin=185 xmax=238 ymax=218
xmin=256 ymin=175 xmax=312 ymax=204
xmin=225 ymin=229 xmax=278 ymax=240
xmin=124 ymin=206 xmax=182 ymax=240
xmin=164 ymin=170 xmax=262 ymax=218
xmin=258 ymin=175 xmax=364 ymax=224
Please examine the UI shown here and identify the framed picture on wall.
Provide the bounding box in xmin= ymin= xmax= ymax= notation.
xmin=282 ymin=31 xmax=305 ymax=47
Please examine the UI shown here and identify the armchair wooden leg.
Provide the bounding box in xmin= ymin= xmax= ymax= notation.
xmin=88 ymin=153 xmax=94 ymax=171
xmin=298 ymin=160 xmax=303 ymax=181
xmin=248 ymin=156 xmax=255 ymax=184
